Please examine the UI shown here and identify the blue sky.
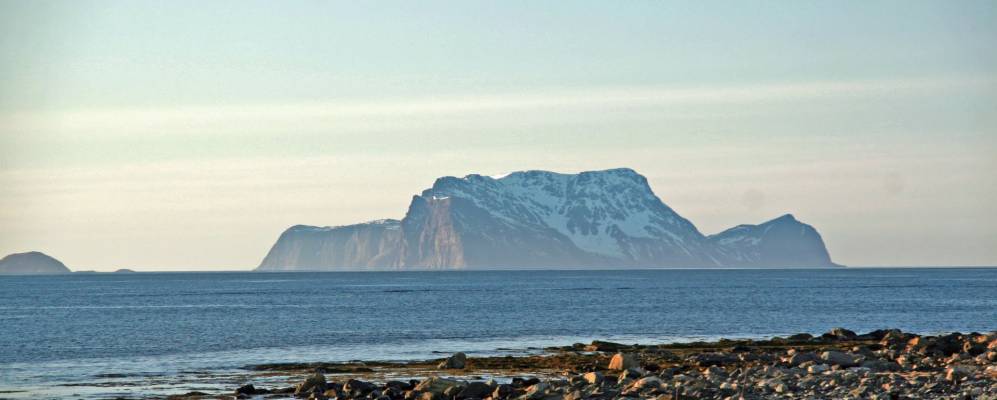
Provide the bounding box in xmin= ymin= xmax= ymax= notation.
xmin=1 ymin=1 xmax=995 ymax=269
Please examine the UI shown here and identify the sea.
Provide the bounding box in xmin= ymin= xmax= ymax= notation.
xmin=1 ymin=268 xmax=995 ymax=398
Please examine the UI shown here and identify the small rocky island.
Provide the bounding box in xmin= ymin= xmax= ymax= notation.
xmin=164 ymin=328 xmax=995 ymax=400
xmin=0 ymin=251 xmax=71 ymax=275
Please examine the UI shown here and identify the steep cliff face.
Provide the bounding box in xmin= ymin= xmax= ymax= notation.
xmin=256 ymin=168 xmax=840 ymax=270
xmin=0 ymin=251 xmax=71 ymax=275
xmin=257 ymin=219 xmax=401 ymax=271
xmin=708 ymin=214 xmax=838 ymax=267
xmin=407 ymin=169 xmax=716 ymax=267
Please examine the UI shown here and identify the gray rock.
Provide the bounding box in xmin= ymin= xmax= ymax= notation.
xmin=821 ymin=351 xmax=859 ymax=367
xmin=786 ymin=352 xmax=819 ymax=366
xmin=415 ymin=377 xmax=464 ymax=396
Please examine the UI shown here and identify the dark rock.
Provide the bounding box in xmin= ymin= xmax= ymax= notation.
xmin=294 ymin=372 xmax=327 ymax=396
xmin=825 ymin=327 xmax=858 ymax=340
xmin=455 ymin=382 xmax=491 ymax=399
xmin=235 ymin=384 xmax=256 ymax=395
xmin=786 ymin=352 xmax=819 ymax=366
xmin=786 ymin=333 xmax=814 ymax=342
xmin=512 ymin=377 xmax=540 ymax=388
xmin=437 ymin=352 xmax=468 ymax=369
xmin=491 ymin=384 xmax=514 ymax=399
xmin=343 ymin=379 xmax=374 ymax=396
xmin=415 ymin=377 xmax=464 ymax=396
xmin=584 ymin=340 xmax=630 ymax=352
xmin=385 ymin=380 xmax=414 ymax=391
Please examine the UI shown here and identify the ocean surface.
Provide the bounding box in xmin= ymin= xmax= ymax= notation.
xmin=1 ymin=268 xmax=995 ymax=398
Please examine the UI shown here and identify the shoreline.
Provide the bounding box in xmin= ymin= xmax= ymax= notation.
xmin=150 ymin=328 xmax=997 ymax=400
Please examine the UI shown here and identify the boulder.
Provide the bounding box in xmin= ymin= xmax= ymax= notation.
xmin=824 ymin=327 xmax=857 ymax=340
xmin=456 ymin=382 xmax=492 ymax=400
xmin=343 ymin=379 xmax=374 ymax=396
xmin=415 ymin=377 xmax=464 ymax=396
xmin=627 ymin=376 xmax=662 ymax=391
xmin=582 ymin=372 xmax=603 ymax=385
xmin=786 ymin=333 xmax=814 ymax=342
xmin=820 ymin=351 xmax=859 ymax=367
xmin=521 ymin=382 xmax=549 ymax=400
xmin=294 ymin=372 xmax=327 ymax=396
xmin=438 ymin=352 xmax=468 ymax=369
xmin=491 ymin=384 xmax=514 ymax=399
xmin=607 ymin=353 xmax=638 ymax=370
xmin=235 ymin=384 xmax=259 ymax=395
xmin=807 ymin=364 xmax=830 ymax=374
xmin=786 ymin=352 xmax=819 ymax=366
xmin=945 ymin=366 xmax=972 ymax=382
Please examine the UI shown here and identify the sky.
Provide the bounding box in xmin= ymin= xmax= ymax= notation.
xmin=1 ymin=0 xmax=995 ymax=270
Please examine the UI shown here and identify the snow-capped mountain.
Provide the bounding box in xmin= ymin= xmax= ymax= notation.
xmin=257 ymin=168 xmax=839 ymax=270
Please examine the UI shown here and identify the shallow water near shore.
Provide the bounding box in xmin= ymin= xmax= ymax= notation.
xmin=1 ymin=268 xmax=995 ymax=398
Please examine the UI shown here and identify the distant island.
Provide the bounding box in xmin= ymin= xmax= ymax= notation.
xmin=0 ymin=251 xmax=71 ymax=275
xmin=114 ymin=268 xmax=137 ymax=273
xmin=258 ymin=168 xmax=840 ymax=271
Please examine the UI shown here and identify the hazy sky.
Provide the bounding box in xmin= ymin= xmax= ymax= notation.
xmin=1 ymin=1 xmax=995 ymax=270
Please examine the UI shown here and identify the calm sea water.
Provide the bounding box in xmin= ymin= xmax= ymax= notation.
xmin=1 ymin=268 xmax=995 ymax=398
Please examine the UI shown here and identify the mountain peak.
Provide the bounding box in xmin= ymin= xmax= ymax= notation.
xmin=769 ymin=214 xmax=798 ymax=224
xmin=258 ymin=168 xmax=839 ymax=270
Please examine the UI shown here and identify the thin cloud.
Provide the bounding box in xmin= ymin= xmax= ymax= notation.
xmin=1 ymin=77 xmax=990 ymax=137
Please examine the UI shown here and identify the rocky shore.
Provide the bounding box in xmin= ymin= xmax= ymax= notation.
xmin=173 ymin=329 xmax=996 ymax=400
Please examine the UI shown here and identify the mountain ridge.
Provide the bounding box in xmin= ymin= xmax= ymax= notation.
xmin=257 ymin=168 xmax=840 ymax=270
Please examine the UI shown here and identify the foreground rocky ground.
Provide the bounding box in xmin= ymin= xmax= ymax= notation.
xmin=171 ymin=329 xmax=996 ymax=400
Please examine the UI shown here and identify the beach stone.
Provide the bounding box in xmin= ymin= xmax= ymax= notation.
xmin=492 ymin=384 xmax=514 ymax=399
xmin=786 ymin=352 xmax=819 ymax=366
xmin=945 ymin=366 xmax=972 ymax=382
xmin=608 ymin=353 xmax=638 ymax=370
xmin=807 ymin=364 xmax=830 ymax=374
xmin=456 ymin=382 xmax=492 ymax=399
xmin=522 ymin=382 xmax=549 ymax=399
xmin=821 ymin=351 xmax=859 ymax=367
xmin=628 ymin=376 xmax=662 ymax=391
xmin=438 ymin=352 xmax=467 ymax=369
xmin=295 ymin=372 xmax=327 ymax=396
xmin=582 ymin=372 xmax=603 ymax=385
xmin=415 ymin=377 xmax=464 ymax=396
xmin=343 ymin=379 xmax=374 ymax=396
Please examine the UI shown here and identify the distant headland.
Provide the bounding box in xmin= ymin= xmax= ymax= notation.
xmin=0 ymin=251 xmax=71 ymax=275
